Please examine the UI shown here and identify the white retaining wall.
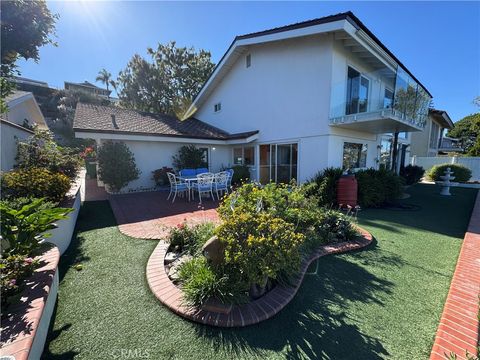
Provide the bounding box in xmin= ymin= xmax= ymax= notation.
xmin=47 ymin=169 xmax=85 ymax=255
xmin=28 ymin=270 xmax=59 ymax=360
xmin=412 ymin=156 xmax=480 ymax=181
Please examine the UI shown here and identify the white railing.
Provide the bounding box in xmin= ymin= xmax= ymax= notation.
xmin=411 ymin=156 xmax=480 ymax=181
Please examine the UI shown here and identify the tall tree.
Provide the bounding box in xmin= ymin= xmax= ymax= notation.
xmin=1 ymin=0 xmax=57 ymax=112
xmin=95 ymin=68 xmax=112 ymax=92
xmin=116 ymin=41 xmax=215 ymax=117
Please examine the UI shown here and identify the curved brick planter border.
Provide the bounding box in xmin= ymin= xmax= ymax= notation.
xmin=146 ymin=227 xmax=373 ymax=327
xmin=430 ymin=191 xmax=480 ymax=359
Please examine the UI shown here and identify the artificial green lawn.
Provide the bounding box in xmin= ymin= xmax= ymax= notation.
xmin=42 ymin=184 xmax=477 ymax=359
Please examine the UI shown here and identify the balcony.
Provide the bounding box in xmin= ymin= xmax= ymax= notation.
xmin=330 ymin=108 xmax=426 ymax=133
xmin=329 ymin=67 xmax=431 ymax=134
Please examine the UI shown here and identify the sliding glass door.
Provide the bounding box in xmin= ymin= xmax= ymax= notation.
xmin=346 ymin=66 xmax=369 ymax=115
xmin=259 ymin=143 xmax=298 ymax=184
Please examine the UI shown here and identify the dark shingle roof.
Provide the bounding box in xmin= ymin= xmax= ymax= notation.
xmin=73 ymin=103 xmax=258 ymax=141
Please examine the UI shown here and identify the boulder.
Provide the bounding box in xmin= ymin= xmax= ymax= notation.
xmin=202 ymin=236 xmax=225 ymax=265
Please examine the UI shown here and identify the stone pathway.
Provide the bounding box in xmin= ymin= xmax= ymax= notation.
xmin=430 ymin=190 xmax=480 ymax=359
xmin=109 ymin=191 xmax=219 ymax=239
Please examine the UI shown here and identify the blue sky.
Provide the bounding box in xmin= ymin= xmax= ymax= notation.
xmin=17 ymin=1 xmax=480 ymax=122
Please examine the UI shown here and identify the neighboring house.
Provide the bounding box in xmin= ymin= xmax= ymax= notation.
xmin=65 ymin=81 xmax=111 ymax=98
xmin=1 ymin=91 xmax=48 ymax=171
xmin=438 ymin=136 xmax=463 ymax=154
xmin=410 ymin=109 xmax=454 ymax=157
xmin=74 ymin=11 xmax=434 ymax=191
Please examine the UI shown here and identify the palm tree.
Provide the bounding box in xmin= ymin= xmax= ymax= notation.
xmin=95 ymin=68 xmax=112 ymax=92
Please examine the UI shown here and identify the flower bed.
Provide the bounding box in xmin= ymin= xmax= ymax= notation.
xmin=148 ymin=182 xmax=373 ymax=326
xmin=0 ymin=245 xmax=60 ymax=359
xmin=147 ymin=226 xmax=373 ymax=327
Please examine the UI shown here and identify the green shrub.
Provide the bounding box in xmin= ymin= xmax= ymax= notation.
xmin=1 ymin=254 xmax=39 ymax=308
xmin=218 ymin=182 xmax=321 ymax=234
xmin=355 ymin=168 xmax=404 ymax=208
xmin=304 ymin=167 xmax=344 ymax=206
xmin=318 ymin=210 xmax=358 ymax=243
xmin=426 ymin=163 xmax=472 ymax=183
xmin=400 ymin=165 xmax=425 ymax=185
xmin=97 ymin=141 xmax=140 ymax=192
xmin=172 ymin=145 xmax=207 ymax=170
xmin=0 ymin=198 xmax=73 ymax=256
xmin=0 ymin=197 xmax=56 ymax=211
xmin=230 ymin=165 xmax=250 ymax=185
xmin=216 ymin=212 xmax=304 ymax=286
xmin=177 ymin=257 xmax=238 ymax=306
xmin=167 ymin=222 xmax=215 ymax=255
xmin=1 ymin=168 xmax=72 ymax=202
xmin=16 ymin=129 xmax=82 ymax=180
xmin=152 ymin=167 xmax=174 ymax=186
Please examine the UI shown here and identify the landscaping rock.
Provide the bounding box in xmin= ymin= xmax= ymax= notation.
xmin=167 ymin=254 xmax=192 ymax=281
xmin=202 ymin=236 xmax=225 ymax=265
xmin=164 ymin=252 xmax=180 ymax=264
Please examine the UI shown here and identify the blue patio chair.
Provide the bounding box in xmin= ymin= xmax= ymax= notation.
xmin=226 ymin=168 xmax=234 ymax=188
xmin=179 ymin=168 xmax=196 ymax=177
xmin=196 ymin=168 xmax=209 ymax=175
xmin=192 ymin=173 xmax=214 ymax=204
xmin=167 ymin=172 xmax=189 ymax=203
xmin=214 ymin=171 xmax=229 ymax=200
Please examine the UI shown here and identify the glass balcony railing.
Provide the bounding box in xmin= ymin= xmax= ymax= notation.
xmin=329 ymin=67 xmax=432 ymax=132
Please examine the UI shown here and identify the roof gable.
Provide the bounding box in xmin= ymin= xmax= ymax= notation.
xmin=184 ymin=11 xmax=432 ymax=119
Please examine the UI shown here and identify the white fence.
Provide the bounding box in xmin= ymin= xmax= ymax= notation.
xmin=411 ymin=156 xmax=480 ymax=181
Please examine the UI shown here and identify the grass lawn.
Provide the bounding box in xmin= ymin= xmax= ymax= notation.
xmin=42 ymin=184 xmax=477 ymax=359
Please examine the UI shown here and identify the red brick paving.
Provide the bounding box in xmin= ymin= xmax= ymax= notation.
xmin=146 ymin=226 xmax=373 ymax=327
xmin=109 ymin=191 xmax=219 ymax=239
xmin=84 ymin=178 xmax=109 ymax=202
xmin=0 ymin=246 xmax=60 ymax=360
xmin=430 ymin=191 xmax=480 ymax=360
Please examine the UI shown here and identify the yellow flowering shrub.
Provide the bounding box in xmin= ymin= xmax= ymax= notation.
xmin=216 ymin=212 xmax=304 ymax=286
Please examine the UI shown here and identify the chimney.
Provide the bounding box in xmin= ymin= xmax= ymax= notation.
xmin=111 ymin=114 xmax=119 ymax=129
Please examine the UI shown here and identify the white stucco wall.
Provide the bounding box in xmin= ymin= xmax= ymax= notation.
xmin=195 ymin=35 xmax=334 ymax=140
xmin=117 ymin=140 xmax=233 ymax=191
xmin=193 ymin=34 xmax=400 ymax=182
xmin=0 ymin=122 xmax=32 ymax=171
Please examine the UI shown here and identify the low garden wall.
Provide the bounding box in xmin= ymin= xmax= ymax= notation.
xmin=0 ymin=245 xmax=60 ymax=360
xmin=47 ymin=169 xmax=85 ymax=255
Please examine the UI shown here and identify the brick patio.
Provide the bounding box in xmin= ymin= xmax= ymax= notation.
xmin=109 ymin=191 xmax=219 ymax=239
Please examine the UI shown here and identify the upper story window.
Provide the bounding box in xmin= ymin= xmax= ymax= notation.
xmin=384 ymin=88 xmax=394 ymax=109
xmin=246 ymin=54 xmax=251 ymax=68
xmin=214 ymin=102 xmax=221 ymax=112
xmin=430 ymin=122 xmax=440 ymax=148
xmin=346 ymin=66 xmax=369 ymax=115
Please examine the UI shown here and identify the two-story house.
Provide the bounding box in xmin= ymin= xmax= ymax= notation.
xmin=410 ymin=109 xmax=454 ymax=157
xmin=65 ymin=81 xmax=111 ymax=98
xmin=74 ymin=12 xmax=433 ymax=191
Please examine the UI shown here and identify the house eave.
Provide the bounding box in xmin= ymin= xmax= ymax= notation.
xmin=74 ymin=129 xmax=258 ymax=145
